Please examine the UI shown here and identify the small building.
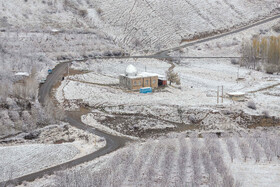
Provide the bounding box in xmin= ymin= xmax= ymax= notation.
xmin=158 ymin=75 xmax=167 ymax=86
xmin=119 ymin=65 xmax=165 ymax=90
xmin=51 ymin=29 xmax=61 ymax=35
xmin=227 ymin=92 xmax=246 ymax=101
xmin=14 ymin=72 xmax=29 ymax=77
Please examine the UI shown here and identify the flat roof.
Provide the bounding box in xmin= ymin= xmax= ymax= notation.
xmin=15 ymin=72 xmax=29 ymax=76
xmin=227 ymin=92 xmax=245 ymax=96
xmin=120 ymin=72 xmax=166 ymax=79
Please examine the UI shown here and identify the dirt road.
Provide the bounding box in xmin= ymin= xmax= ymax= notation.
xmin=1 ymin=12 xmax=280 ymax=187
xmin=0 ymin=62 xmax=128 ymax=186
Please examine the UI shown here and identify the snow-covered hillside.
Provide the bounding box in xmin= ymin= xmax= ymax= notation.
xmin=1 ymin=0 xmax=279 ymax=54
xmin=93 ymin=0 xmax=280 ymax=52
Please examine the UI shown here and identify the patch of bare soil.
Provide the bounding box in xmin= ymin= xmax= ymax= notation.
xmin=84 ymin=105 xmax=280 ymax=138
xmin=247 ymin=116 xmax=280 ymax=128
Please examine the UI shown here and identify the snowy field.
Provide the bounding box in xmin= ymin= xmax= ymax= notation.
xmin=57 ymin=59 xmax=280 ymax=116
xmin=0 ymin=143 xmax=78 ymax=182
xmin=0 ymin=124 xmax=106 ymax=183
xmin=53 ymin=58 xmax=280 ymax=137
xmin=22 ymin=131 xmax=280 ymax=187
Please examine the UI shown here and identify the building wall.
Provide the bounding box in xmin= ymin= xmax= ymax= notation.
xmin=143 ymin=77 xmax=150 ymax=87
xmin=120 ymin=75 xmax=158 ymax=90
xmin=119 ymin=75 xmax=132 ymax=89
xmin=150 ymin=76 xmax=158 ymax=88
xmin=131 ymin=78 xmax=143 ymax=90
xmin=143 ymin=76 xmax=158 ymax=88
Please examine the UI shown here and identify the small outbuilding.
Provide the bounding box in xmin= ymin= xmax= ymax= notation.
xmin=227 ymin=92 xmax=246 ymax=101
xmin=14 ymin=72 xmax=29 ymax=77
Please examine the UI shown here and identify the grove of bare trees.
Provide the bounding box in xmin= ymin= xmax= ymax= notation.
xmin=241 ymin=35 xmax=280 ymax=74
xmin=51 ymin=131 xmax=280 ymax=187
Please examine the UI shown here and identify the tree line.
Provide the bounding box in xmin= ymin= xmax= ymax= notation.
xmin=241 ymin=35 xmax=280 ymax=74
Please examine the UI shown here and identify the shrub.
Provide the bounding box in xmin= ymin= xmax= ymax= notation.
xmin=188 ymin=114 xmax=197 ymax=124
xmin=264 ymin=64 xmax=280 ymax=74
xmin=262 ymin=110 xmax=270 ymax=118
xmin=79 ymin=9 xmax=88 ymax=17
xmin=272 ymin=23 xmax=280 ymax=33
xmin=247 ymin=101 xmax=256 ymax=110
xmin=97 ymin=8 xmax=103 ymax=15
xmin=230 ymin=58 xmax=239 ymax=65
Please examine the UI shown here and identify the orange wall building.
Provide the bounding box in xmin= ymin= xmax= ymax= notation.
xmin=119 ymin=65 xmax=161 ymax=90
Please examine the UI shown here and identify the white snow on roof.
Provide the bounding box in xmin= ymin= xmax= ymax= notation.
xmin=14 ymin=72 xmax=29 ymax=76
xmin=121 ymin=71 xmax=166 ymax=79
xmin=51 ymin=29 xmax=60 ymax=32
xmin=138 ymin=72 xmax=158 ymax=77
xmin=227 ymin=92 xmax=245 ymax=96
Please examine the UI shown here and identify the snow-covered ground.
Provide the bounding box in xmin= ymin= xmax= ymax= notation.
xmin=92 ymin=0 xmax=279 ymax=52
xmin=1 ymin=0 xmax=280 ymax=185
xmin=172 ymin=15 xmax=280 ymax=58
xmin=21 ymin=131 xmax=280 ymax=187
xmin=0 ymin=143 xmax=78 ymax=182
xmin=57 ymin=58 xmax=280 ymax=117
xmin=0 ymin=124 xmax=106 ymax=183
xmin=1 ymin=0 xmax=279 ymax=55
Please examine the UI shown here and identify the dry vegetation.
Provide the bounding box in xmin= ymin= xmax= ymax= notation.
xmin=241 ymin=35 xmax=280 ymax=73
xmin=0 ymin=67 xmax=64 ymax=138
xmin=51 ymin=132 xmax=280 ymax=187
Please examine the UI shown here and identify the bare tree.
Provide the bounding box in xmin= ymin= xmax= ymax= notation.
xmin=190 ymin=137 xmax=201 ymax=186
xmin=177 ymin=135 xmax=188 ymax=185
xmin=166 ymin=69 xmax=181 ymax=85
xmin=226 ymin=137 xmax=236 ymax=162
xmin=247 ymin=136 xmax=261 ymax=163
xmin=238 ymin=137 xmax=250 ymax=162
xmin=257 ymin=132 xmax=275 ymax=162
xmin=161 ymin=143 xmax=175 ymax=185
xmin=201 ymin=148 xmax=218 ymax=187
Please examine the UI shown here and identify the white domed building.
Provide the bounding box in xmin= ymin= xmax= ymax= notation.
xmin=119 ymin=64 xmax=164 ymax=90
xmin=125 ymin=64 xmax=138 ymax=77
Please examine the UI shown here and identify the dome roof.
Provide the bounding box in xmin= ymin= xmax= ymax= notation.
xmin=125 ymin=64 xmax=137 ymax=76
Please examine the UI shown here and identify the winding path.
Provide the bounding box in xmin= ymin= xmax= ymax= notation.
xmin=0 ymin=62 xmax=128 ymax=186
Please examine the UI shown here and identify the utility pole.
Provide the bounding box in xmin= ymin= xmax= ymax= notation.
xmin=222 ymin=85 xmax=224 ymax=104
xmin=217 ymin=86 xmax=224 ymax=104
xmin=217 ymin=86 xmax=219 ymax=104
xmin=68 ymin=63 xmax=70 ymax=76
xmin=237 ymin=67 xmax=239 ymax=81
